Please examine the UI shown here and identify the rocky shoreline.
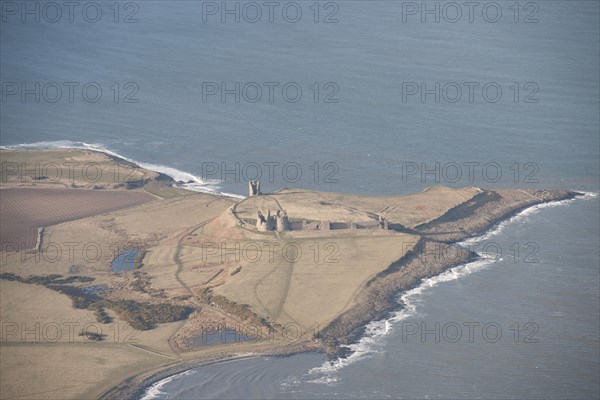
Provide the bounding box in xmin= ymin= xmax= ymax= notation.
xmin=102 ymin=188 xmax=581 ymax=400
xmin=319 ymin=189 xmax=579 ymax=356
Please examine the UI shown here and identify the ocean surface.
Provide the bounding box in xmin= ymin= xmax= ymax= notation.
xmin=1 ymin=0 xmax=598 ymax=399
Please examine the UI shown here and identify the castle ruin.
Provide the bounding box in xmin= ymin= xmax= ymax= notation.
xmin=276 ymin=210 xmax=290 ymax=232
xmin=256 ymin=209 xmax=290 ymax=232
xmin=247 ymin=180 xmax=390 ymax=233
xmin=248 ymin=180 xmax=261 ymax=196
xmin=378 ymin=215 xmax=389 ymax=230
xmin=256 ymin=210 xmax=275 ymax=232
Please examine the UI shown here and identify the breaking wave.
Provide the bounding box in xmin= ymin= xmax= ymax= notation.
xmin=140 ymin=369 xmax=196 ymax=400
xmin=307 ymin=190 xmax=597 ymax=384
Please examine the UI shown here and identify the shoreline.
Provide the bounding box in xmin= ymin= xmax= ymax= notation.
xmin=316 ymin=188 xmax=581 ymax=354
xmin=1 ymin=146 xmax=593 ymax=400
xmin=0 ymin=142 xmax=244 ymax=199
xmin=100 ymin=354 xmax=258 ymax=400
xmin=100 ymin=346 xmax=320 ymax=400
xmin=106 ymin=191 xmax=587 ymax=400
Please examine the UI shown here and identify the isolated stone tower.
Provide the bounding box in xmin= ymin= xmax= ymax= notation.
xmin=248 ymin=180 xmax=261 ymax=196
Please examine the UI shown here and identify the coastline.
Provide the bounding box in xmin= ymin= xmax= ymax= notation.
xmin=316 ymin=188 xmax=580 ymax=355
xmin=0 ymin=145 xmax=590 ymax=400
xmin=0 ymin=141 xmax=244 ymax=199
xmin=99 ymin=346 xmax=318 ymax=400
xmin=106 ymin=191 xmax=585 ymax=400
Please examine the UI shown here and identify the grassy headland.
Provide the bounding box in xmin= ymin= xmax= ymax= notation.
xmin=0 ymin=148 xmax=578 ymax=400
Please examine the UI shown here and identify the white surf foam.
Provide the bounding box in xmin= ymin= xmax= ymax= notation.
xmin=140 ymin=369 xmax=196 ymax=400
xmin=1 ymin=140 xmax=245 ymax=199
xmin=461 ymin=191 xmax=595 ymax=245
xmin=307 ymin=191 xmax=597 ymax=383
xmin=306 ymin=256 xmax=497 ymax=384
xmin=141 ymin=353 xmax=259 ymax=399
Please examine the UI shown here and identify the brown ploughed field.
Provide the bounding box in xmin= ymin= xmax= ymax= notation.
xmin=0 ymin=188 xmax=156 ymax=250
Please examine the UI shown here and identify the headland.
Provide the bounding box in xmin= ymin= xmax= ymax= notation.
xmin=0 ymin=148 xmax=579 ymax=400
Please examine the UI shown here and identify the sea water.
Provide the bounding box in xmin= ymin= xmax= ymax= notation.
xmin=1 ymin=0 xmax=598 ymax=398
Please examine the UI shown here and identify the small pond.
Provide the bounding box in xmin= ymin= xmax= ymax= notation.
xmin=111 ymin=249 xmax=140 ymax=272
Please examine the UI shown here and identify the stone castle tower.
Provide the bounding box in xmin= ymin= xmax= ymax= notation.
xmin=276 ymin=210 xmax=290 ymax=232
xmin=248 ymin=180 xmax=261 ymax=196
xmin=256 ymin=209 xmax=289 ymax=232
xmin=256 ymin=210 xmax=275 ymax=232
